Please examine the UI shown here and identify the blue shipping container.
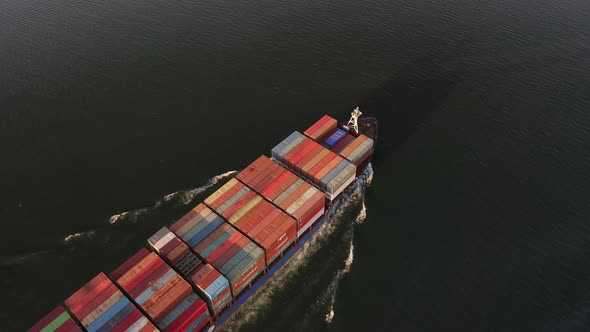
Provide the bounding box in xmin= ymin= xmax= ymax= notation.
xmin=86 ymin=297 xmax=130 ymax=332
xmin=158 ymin=294 xmax=199 ymax=329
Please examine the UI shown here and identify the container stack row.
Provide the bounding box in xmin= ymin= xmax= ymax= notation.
xmin=303 ymin=114 xmax=337 ymax=141
xmin=336 ymin=134 xmax=374 ymax=166
xmin=304 ymin=115 xmax=374 ymax=167
xmin=271 ymin=131 xmax=357 ymax=199
xmin=330 ymin=132 xmax=355 ymax=153
xmin=169 ymin=203 xmax=265 ymax=297
xmin=110 ymin=249 xmax=210 ymax=332
xmin=205 ymin=178 xmax=298 ymax=265
xmin=63 ymin=272 xmax=156 ymax=332
xmin=236 ymin=155 xmax=325 ymax=237
xmin=148 ymin=227 xmax=232 ymax=317
xmin=29 ymin=305 xmax=82 ymax=332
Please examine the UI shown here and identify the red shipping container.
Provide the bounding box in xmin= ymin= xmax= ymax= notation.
xmin=287 ymin=140 xmax=317 ymax=166
xmin=110 ymin=249 xmax=150 ymax=280
xmin=295 ymin=144 xmax=324 ymax=170
xmin=194 ymin=224 xmax=233 ymax=253
xmin=283 ymin=138 xmax=311 ymax=162
xmin=147 ymin=280 xmax=192 ymax=322
xmin=142 ymin=275 xmax=184 ymax=311
xmin=170 ymin=210 xmax=196 ymax=234
xmin=264 ymin=225 xmax=296 ymax=262
xmin=309 ymin=118 xmax=337 ymax=141
xmin=266 ymin=173 xmax=299 ymax=200
xmin=207 ymin=180 xmax=244 ymax=210
xmin=164 ymin=300 xmax=209 ymax=332
xmin=302 ymin=148 xmax=330 ymax=174
xmin=315 ymin=155 xmax=343 ymax=181
xmin=214 ymin=238 xmax=250 ymax=267
xmin=124 ymin=258 xmax=167 ymax=294
xmin=304 ymin=115 xmax=330 ymax=137
xmin=340 ymin=135 xmax=366 ymax=157
xmin=259 ymin=170 xmax=289 ymax=197
xmin=72 ymin=284 xmax=118 ymax=319
xmin=300 ymin=201 xmax=325 ymax=230
xmin=116 ymin=253 xmax=159 ymax=287
xmin=206 ymin=232 xmax=242 ymax=263
xmin=212 ymin=287 xmax=231 ymax=307
xmin=64 ymin=273 xmax=110 ymax=309
xmin=53 ymin=319 xmax=78 ymax=332
xmin=192 ymin=267 xmax=219 ymax=290
xmin=166 ymin=242 xmax=190 ymax=262
xmin=246 ymin=209 xmax=282 ymax=238
xmin=110 ymin=310 xmax=142 ymax=332
xmin=248 ymin=163 xmax=280 ymax=190
xmin=233 ymin=200 xmax=273 ymax=231
xmin=128 ymin=264 xmax=171 ymax=298
xmin=238 ymin=156 xmax=273 ymax=184
xmin=65 ymin=278 xmax=111 ymax=314
xmin=211 ymin=181 xmax=247 ymax=211
xmin=221 ymin=191 xmax=256 ymax=219
xmin=236 ymin=155 xmax=266 ymax=182
xmin=309 ymin=152 xmax=336 ymax=179
xmin=157 ymin=236 xmax=182 ymax=256
xmin=233 ymin=257 xmax=265 ymax=292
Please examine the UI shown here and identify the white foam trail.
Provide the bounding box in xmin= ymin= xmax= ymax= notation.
xmin=64 ymin=231 xmax=96 ymax=242
xmin=1 ymin=250 xmax=50 ymax=266
xmin=108 ymin=170 xmax=237 ymax=224
xmin=325 ymin=221 xmax=356 ymax=324
xmin=163 ymin=170 xmax=237 ymax=205
xmin=108 ymin=207 xmax=149 ymax=224
xmin=355 ymin=199 xmax=367 ymax=225
xmin=325 ymin=164 xmax=371 ymax=324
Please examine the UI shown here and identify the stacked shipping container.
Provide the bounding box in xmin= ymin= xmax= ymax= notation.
xmin=304 ymin=115 xmax=374 ymax=167
xmin=205 ymin=178 xmax=297 ymax=265
xmin=63 ymin=273 xmax=155 ymax=332
xmin=110 ymin=249 xmax=210 ymax=332
xmin=329 ymin=132 xmax=354 ymax=154
xmin=336 ymin=134 xmax=374 ymax=166
xmin=323 ymin=129 xmax=347 ymax=148
xmin=271 ymin=131 xmax=357 ymax=199
xmin=29 ymin=305 xmax=82 ymax=332
xmin=148 ymin=227 xmax=232 ymax=316
xmin=303 ymin=114 xmax=337 ymax=141
xmin=236 ymin=155 xmax=325 ymax=237
xmin=170 ymin=203 xmax=265 ymax=298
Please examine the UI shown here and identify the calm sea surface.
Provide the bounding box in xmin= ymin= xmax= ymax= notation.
xmin=2 ymin=0 xmax=590 ymax=331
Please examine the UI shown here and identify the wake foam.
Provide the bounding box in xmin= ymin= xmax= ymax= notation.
xmin=163 ymin=170 xmax=237 ymax=205
xmin=325 ymin=197 xmax=365 ymax=324
xmin=324 ymin=163 xmax=371 ymax=324
xmin=64 ymin=231 xmax=96 ymax=242
xmin=108 ymin=170 xmax=236 ymax=224
xmin=108 ymin=207 xmax=149 ymax=224
xmin=1 ymin=250 xmax=50 ymax=267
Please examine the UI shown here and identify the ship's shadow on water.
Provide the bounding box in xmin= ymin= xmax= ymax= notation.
xmin=358 ymin=51 xmax=465 ymax=168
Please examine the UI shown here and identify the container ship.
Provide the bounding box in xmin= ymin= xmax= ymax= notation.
xmin=29 ymin=109 xmax=378 ymax=332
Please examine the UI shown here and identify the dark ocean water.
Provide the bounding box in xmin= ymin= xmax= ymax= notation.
xmin=2 ymin=0 xmax=590 ymax=330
